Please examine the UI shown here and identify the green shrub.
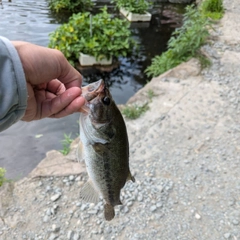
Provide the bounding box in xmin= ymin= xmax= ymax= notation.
xmin=112 ymin=0 xmax=152 ymax=14
xmin=0 ymin=168 xmax=6 ymax=187
xmin=49 ymin=7 xmax=137 ymax=63
xmin=201 ymin=0 xmax=224 ymax=20
xmin=145 ymin=5 xmax=210 ymax=78
xmin=49 ymin=0 xmax=93 ymax=13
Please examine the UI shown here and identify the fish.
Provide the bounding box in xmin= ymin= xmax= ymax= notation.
xmin=78 ymin=79 xmax=135 ymax=221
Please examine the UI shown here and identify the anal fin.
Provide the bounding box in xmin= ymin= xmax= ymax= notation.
xmin=80 ymin=180 xmax=99 ymax=204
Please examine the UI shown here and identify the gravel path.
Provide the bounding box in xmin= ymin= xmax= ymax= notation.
xmin=1 ymin=0 xmax=240 ymax=239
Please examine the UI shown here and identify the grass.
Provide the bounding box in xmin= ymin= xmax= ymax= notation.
xmin=0 ymin=168 xmax=7 ymax=187
xmin=60 ymin=133 xmax=74 ymax=155
xmin=145 ymin=0 xmax=224 ymax=78
xmin=147 ymin=89 xmax=156 ymax=101
xmin=201 ymin=0 xmax=224 ymax=20
xmin=197 ymin=53 xmax=212 ymax=68
xmin=122 ymin=102 xmax=149 ymax=119
xmin=121 ymin=89 xmax=156 ymax=119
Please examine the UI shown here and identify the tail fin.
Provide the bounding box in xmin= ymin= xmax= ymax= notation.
xmin=104 ymin=203 xmax=115 ymax=221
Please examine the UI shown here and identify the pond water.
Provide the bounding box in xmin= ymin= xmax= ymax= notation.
xmin=0 ymin=0 xmax=186 ymax=178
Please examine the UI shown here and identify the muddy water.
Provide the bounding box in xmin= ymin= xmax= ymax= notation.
xmin=0 ymin=0 xmax=186 ymax=178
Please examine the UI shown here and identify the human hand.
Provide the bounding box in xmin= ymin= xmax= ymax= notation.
xmin=12 ymin=41 xmax=85 ymax=121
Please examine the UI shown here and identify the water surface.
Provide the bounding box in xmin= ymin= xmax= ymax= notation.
xmin=0 ymin=0 xmax=186 ymax=178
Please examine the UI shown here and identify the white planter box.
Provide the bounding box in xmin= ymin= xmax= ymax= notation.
xmin=120 ymin=7 xmax=152 ymax=22
xmin=79 ymin=53 xmax=112 ymax=66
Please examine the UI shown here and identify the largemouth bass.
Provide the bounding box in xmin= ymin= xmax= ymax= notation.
xmin=78 ymin=79 xmax=135 ymax=221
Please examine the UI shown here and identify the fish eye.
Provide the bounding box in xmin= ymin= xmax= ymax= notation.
xmin=102 ymin=96 xmax=111 ymax=105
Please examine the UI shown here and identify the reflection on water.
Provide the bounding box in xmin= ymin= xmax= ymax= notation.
xmin=0 ymin=0 xmax=186 ymax=179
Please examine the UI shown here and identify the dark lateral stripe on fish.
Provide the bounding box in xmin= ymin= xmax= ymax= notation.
xmin=93 ymin=142 xmax=115 ymax=204
xmin=103 ymin=157 xmax=115 ymax=204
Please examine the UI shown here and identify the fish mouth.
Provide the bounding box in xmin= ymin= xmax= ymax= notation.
xmin=80 ymin=79 xmax=105 ymax=113
xmin=82 ymin=79 xmax=105 ymax=101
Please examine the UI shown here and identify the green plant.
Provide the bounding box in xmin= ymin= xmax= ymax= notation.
xmin=145 ymin=5 xmax=210 ymax=78
xmin=49 ymin=7 xmax=137 ymax=64
xmin=201 ymin=0 xmax=224 ymax=20
xmin=197 ymin=53 xmax=211 ymax=68
xmin=122 ymin=102 xmax=149 ymax=119
xmin=0 ymin=168 xmax=6 ymax=187
xmin=49 ymin=0 xmax=93 ymax=13
xmin=147 ymin=89 xmax=156 ymax=101
xmin=60 ymin=133 xmax=73 ymax=155
xmin=112 ymin=0 xmax=152 ymax=14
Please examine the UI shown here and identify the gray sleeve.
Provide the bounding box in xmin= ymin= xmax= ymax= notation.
xmin=0 ymin=36 xmax=27 ymax=132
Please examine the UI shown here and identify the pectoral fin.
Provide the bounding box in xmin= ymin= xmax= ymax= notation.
xmin=79 ymin=180 xmax=99 ymax=204
xmin=76 ymin=141 xmax=84 ymax=163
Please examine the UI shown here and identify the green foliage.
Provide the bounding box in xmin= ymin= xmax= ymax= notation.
xmin=122 ymin=103 xmax=149 ymax=119
xmin=0 ymin=168 xmax=6 ymax=187
xmin=49 ymin=7 xmax=137 ymax=62
xmin=145 ymin=5 xmax=210 ymax=78
xmin=147 ymin=89 xmax=156 ymax=101
xmin=112 ymin=0 xmax=152 ymax=14
xmin=49 ymin=0 xmax=93 ymax=13
xmin=204 ymin=12 xmax=223 ymax=19
xmin=60 ymin=133 xmax=73 ymax=155
xmin=201 ymin=0 xmax=224 ymax=20
xmin=197 ymin=53 xmax=211 ymax=68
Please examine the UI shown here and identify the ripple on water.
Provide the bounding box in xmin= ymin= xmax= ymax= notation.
xmin=0 ymin=0 xmax=59 ymax=46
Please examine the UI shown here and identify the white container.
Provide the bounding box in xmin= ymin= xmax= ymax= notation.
xmin=79 ymin=53 xmax=112 ymax=66
xmin=120 ymin=7 xmax=152 ymax=22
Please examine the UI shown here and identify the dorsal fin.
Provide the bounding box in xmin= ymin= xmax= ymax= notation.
xmin=79 ymin=180 xmax=99 ymax=204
